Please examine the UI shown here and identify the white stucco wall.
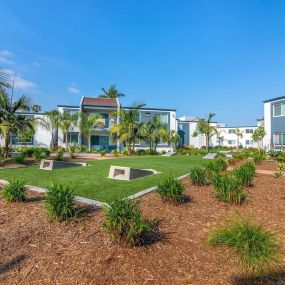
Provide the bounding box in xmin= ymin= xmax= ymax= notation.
xmin=263 ymin=102 xmax=271 ymax=148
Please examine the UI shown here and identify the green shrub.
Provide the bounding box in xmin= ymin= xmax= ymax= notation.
xmin=122 ymin=150 xmax=129 ymax=155
xmin=189 ymin=166 xmax=211 ymax=186
xmin=204 ymin=159 xmax=227 ymax=175
xmin=34 ymin=149 xmax=50 ymax=161
xmin=55 ymin=151 xmax=63 ymax=161
xmin=0 ymin=157 xmax=5 ymax=167
xmin=208 ymin=219 xmax=279 ymax=272
xmin=157 ymin=175 xmax=185 ymax=204
xmin=15 ymin=154 xmax=26 ymax=164
xmin=273 ymin=171 xmax=283 ymax=178
xmin=232 ymin=152 xmax=246 ymax=161
xmin=103 ymin=198 xmax=154 ymax=246
xmin=233 ymin=162 xmax=256 ymax=187
xmin=99 ymin=150 xmax=107 ymax=156
xmin=2 ymin=179 xmax=26 ymax=202
xmin=276 ymin=155 xmax=285 ymax=163
xmin=252 ymin=152 xmax=265 ymax=164
xmin=45 ymin=184 xmax=77 ymax=221
xmin=213 ymin=173 xmax=245 ymax=205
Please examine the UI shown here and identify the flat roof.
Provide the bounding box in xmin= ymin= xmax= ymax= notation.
xmin=123 ymin=106 xmax=176 ymax=112
xmin=263 ymin=96 xmax=285 ymax=103
xmin=217 ymin=126 xmax=257 ymax=129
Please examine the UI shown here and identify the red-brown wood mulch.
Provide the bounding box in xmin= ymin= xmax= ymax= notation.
xmin=0 ymin=174 xmax=285 ymax=285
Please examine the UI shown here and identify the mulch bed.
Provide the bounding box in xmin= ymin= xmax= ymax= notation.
xmin=0 ymin=175 xmax=285 ymax=285
xmin=232 ymin=159 xmax=279 ymax=171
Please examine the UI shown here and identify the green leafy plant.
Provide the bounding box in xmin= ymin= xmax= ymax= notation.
xmin=102 ymin=198 xmax=155 ymax=246
xmin=273 ymin=171 xmax=283 ymax=178
xmin=205 ymin=158 xmax=227 ymax=175
xmin=157 ymin=175 xmax=185 ymax=204
xmin=55 ymin=151 xmax=63 ymax=161
xmin=2 ymin=179 xmax=26 ymax=202
xmin=208 ymin=219 xmax=279 ymax=273
xmin=252 ymin=152 xmax=265 ymax=165
xmin=44 ymin=184 xmax=77 ymax=221
xmin=99 ymin=150 xmax=107 ymax=156
xmin=189 ymin=166 xmax=211 ymax=186
xmin=15 ymin=154 xmax=26 ymax=164
xmin=232 ymin=162 xmax=256 ymax=187
xmin=213 ymin=173 xmax=245 ymax=205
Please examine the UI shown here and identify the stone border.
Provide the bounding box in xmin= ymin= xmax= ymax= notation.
xmin=0 ymin=173 xmax=190 ymax=207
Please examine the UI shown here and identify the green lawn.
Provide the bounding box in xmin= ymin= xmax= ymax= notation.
xmin=0 ymin=155 xmax=204 ymax=201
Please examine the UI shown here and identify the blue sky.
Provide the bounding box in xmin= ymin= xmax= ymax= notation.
xmin=1 ymin=0 xmax=285 ymax=125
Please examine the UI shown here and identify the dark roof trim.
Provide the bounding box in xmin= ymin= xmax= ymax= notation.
xmin=83 ymin=105 xmax=117 ymax=109
xmin=123 ymin=106 xmax=176 ymax=112
xmin=263 ymin=96 xmax=285 ymax=103
xmin=57 ymin=105 xmax=80 ymax=108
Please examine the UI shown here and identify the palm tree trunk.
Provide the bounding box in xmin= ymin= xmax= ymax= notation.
xmin=65 ymin=133 xmax=68 ymax=150
xmin=206 ymin=135 xmax=209 ymax=153
xmin=3 ymin=133 xmax=10 ymax=158
xmin=88 ymin=132 xmax=91 ymax=151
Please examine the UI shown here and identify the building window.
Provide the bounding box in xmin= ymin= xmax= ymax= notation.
xmin=64 ymin=109 xmax=79 ymax=116
xmin=228 ymin=129 xmax=235 ymax=134
xmin=144 ymin=112 xmax=151 ymax=117
xmin=245 ymin=129 xmax=253 ymax=134
xmin=157 ymin=114 xmax=169 ymax=125
xmin=228 ymin=140 xmax=236 ymax=145
xmin=273 ymin=133 xmax=285 ymax=145
xmin=245 ymin=140 xmax=253 ymax=145
xmin=11 ymin=133 xmax=34 ymax=145
xmin=63 ymin=132 xmax=79 ymax=144
xmin=273 ymin=103 xmax=285 ymax=117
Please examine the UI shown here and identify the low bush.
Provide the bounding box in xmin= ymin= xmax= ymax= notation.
xmin=208 ymin=219 xmax=279 ymax=273
xmin=45 ymin=184 xmax=77 ymax=221
xmin=0 ymin=157 xmax=5 ymax=166
xmin=189 ymin=166 xmax=211 ymax=186
xmin=273 ymin=171 xmax=283 ymax=178
xmin=213 ymin=173 xmax=245 ymax=205
xmin=34 ymin=149 xmax=50 ymax=161
xmin=103 ymin=198 xmax=155 ymax=246
xmin=232 ymin=152 xmax=246 ymax=161
xmin=205 ymin=158 xmax=227 ymax=175
xmin=233 ymin=162 xmax=256 ymax=187
xmin=15 ymin=154 xmax=26 ymax=164
xmin=99 ymin=150 xmax=107 ymax=156
xmin=157 ymin=175 xmax=185 ymax=204
xmin=252 ymin=152 xmax=265 ymax=164
xmin=55 ymin=151 xmax=63 ymax=161
xmin=2 ymin=179 xmax=26 ymax=202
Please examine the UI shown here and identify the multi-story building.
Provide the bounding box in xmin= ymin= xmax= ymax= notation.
xmin=1 ymin=96 xmax=177 ymax=151
xmin=177 ymin=117 xmax=258 ymax=148
xmin=263 ymin=96 xmax=285 ymax=150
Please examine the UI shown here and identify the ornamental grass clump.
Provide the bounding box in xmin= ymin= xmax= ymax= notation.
xmin=2 ymin=179 xmax=26 ymax=202
xmin=252 ymin=152 xmax=265 ymax=165
xmin=213 ymin=173 xmax=245 ymax=205
xmin=45 ymin=184 xmax=77 ymax=221
xmin=189 ymin=166 xmax=211 ymax=186
xmin=205 ymin=158 xmax=227 ymax=175
xmin=232 ymin=162 xmax=256 ymax=187
xmin=208 ymin=219 xmax=279 ymax=273
xmin=103 ymin=198 xmax=155 ymax=246
xmin=157 ymin=175 xmax=185 ymax=204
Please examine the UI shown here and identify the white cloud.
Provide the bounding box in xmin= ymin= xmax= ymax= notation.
xmin=0 ymin=49 xmax=15 ymax=65
xmin=14 ymin=75 xmax=37 ymax=90
xmin=68 ymin=84 xmax=80 ymax=94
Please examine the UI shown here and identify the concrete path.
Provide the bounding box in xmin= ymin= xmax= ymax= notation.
xmin=203 ymin=153 xmax=217 ymax=159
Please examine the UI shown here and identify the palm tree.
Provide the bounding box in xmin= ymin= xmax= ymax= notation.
xmin=79 ymin=112 xmax=102 ymax=151
xmin=165 ymin=130 xmax=181 ymax=152
xmin=111 ymin=104 xmax=144 ymax=154
xmin=99 ymin=85 xmax=125 ymax=98
xmin=216 ymin=130 xmax=225 ymax=146
xmin=234 ymin=128 xmax=244 ymax=148
xmin=142 ymin=116 xmax=167 ymax=152
xmin=59 ymin=112 xmax=79 ymax=150
xmin=0 ymin=68 xmax=11 ymax=91
xmin=0 ymin=89 xmax=34 ymax=157
xmin=193 ymin=113 xmax=217 ymax=153
xmin=42 ymin=110 xmax=61 ymax=148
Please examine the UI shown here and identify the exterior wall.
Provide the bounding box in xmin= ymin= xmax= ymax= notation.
xmin=263 ymin=102 xmax=271 ymax=148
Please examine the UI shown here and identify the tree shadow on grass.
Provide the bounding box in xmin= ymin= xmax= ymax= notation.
xmin=231 ymin=270 xmax=285 ymax=285
xmin=0 ymin=255 xmax=27 ymax=275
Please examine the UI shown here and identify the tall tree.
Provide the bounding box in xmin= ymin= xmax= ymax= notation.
xmin=42 ymin=110 xmax=61 ymax=148
xmin=59 ymin=112 xmax=79 ymax=150
xmin=0 ymin=89 xmax=34 ymax=157
xmin=193 ymin=113 xmax=217 ymax=153
xmin=234 ymin=128 xmax=244 ymax=148
xmin=99 ymin=85 xmax=125 ymax=98
xmin=79 ymin=112 xmax=102 ymax=151
xmin=111 ymin=104 xmax=144 ymax=154
xmin=216 ymin=130 xmax=225 ymax=146
xmin=142 ymin=116 xmax=167 ymax=152
xmin=252 ymin=125 xmax=266 ymax=150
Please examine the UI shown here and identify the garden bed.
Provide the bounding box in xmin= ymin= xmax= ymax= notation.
xmin=233 ymin=159 xmax=278 ymax=171
xmin=0 ymin=174 xmax=284 ymax=284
